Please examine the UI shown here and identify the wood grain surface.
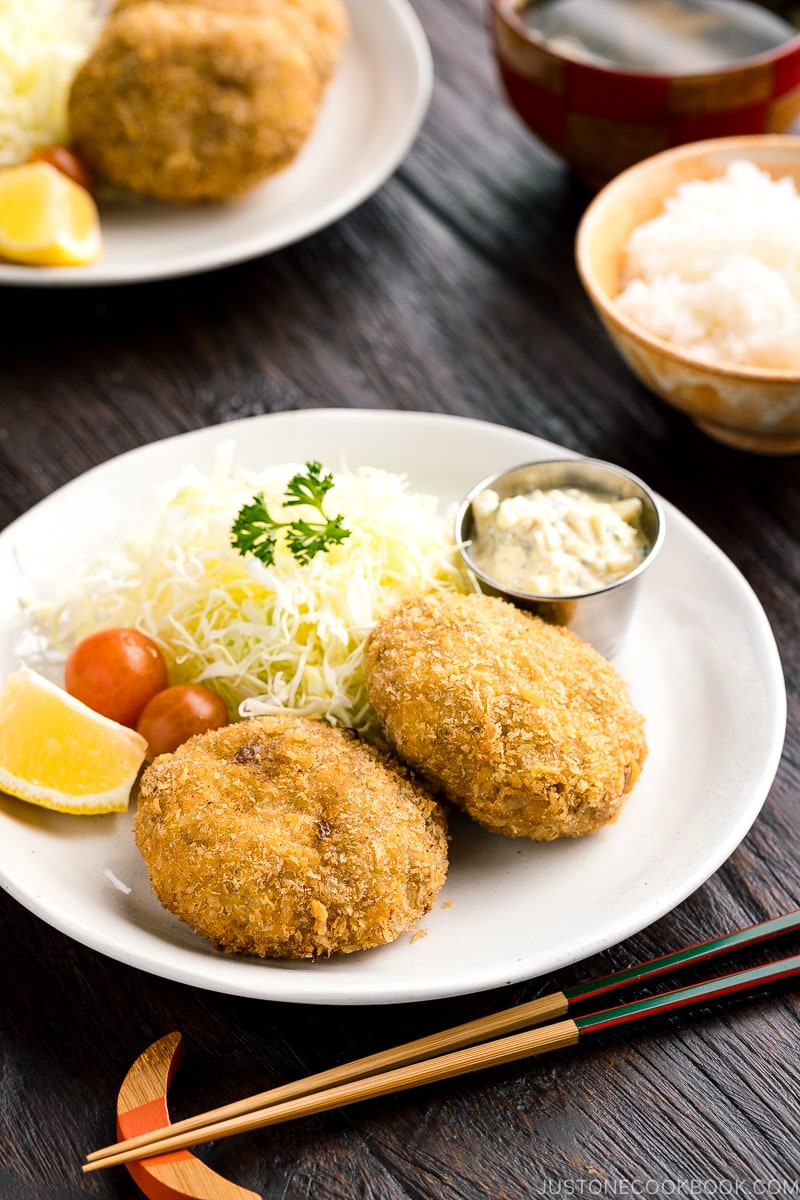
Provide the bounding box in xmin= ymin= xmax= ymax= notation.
xmin=1 ymin=2 xmax=799 ymax=1197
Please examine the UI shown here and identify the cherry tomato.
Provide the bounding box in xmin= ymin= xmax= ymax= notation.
xmin=136 ymin=684 xmax=230 ymax=760
xmin=65 ymin=628 xmax=168 ymax=727
xmin=29 ymin=145 xmax=94 ymax=193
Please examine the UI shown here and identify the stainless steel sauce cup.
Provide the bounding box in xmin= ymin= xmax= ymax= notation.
xmin=454 ymin=457 xmax=665 ymax=659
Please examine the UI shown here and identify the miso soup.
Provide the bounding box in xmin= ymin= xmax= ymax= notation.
xmin=517 ymin=0 xmax=798 ymax=72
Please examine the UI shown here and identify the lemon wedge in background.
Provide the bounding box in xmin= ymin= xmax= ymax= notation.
xmin=0 ymin=666 xmax=146 ymax=814
xmin=0 ymin=161 xmax=102 ymax=266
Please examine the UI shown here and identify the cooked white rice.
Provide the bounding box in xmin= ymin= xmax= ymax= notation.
xmin=616 ymin=160 xmax=800 ymax=371
xmin=0 ymin=0 xmax=102 ymax=167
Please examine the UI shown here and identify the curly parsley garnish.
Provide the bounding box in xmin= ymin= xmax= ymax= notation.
xmin=231 ymin=461 xmax=351 ymax=567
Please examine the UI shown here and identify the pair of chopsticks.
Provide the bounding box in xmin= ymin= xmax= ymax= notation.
xmin=84 ymin=909 xmax=800 ymax=1174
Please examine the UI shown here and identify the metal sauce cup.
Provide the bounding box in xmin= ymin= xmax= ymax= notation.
xmin=454 ymin=458 xmax=665 ymax=659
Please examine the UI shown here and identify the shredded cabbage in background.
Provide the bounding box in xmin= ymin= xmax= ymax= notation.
xmin=33 ymin=451 xmax=472 ymax=740
xmin=0 ymin=0 xmax=102 ymax=166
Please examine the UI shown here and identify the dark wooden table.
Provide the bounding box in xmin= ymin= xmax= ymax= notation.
xmin=1 ymin=2 xmax=799 ymax=1197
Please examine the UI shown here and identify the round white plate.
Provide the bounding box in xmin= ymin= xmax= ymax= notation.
xmin=0 ymin=410 xmax=787 ymax=1004
xmin=0 ymin=0 xmax=431 ymax=288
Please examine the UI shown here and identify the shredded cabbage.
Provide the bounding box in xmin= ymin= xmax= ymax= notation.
xmin=0 ymin=0 xmax=102 ymax=167
xmin=33 ymin=450 xmax=473 ymax=740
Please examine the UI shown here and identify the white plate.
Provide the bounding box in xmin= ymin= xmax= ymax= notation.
xmin=0 ymin=0 xmax=431 ymax=288
xmin=0 ymin=410 xmax=787 ymax=1005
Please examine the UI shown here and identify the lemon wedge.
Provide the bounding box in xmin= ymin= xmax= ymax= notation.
xmin=0 ymin=666 xmax=146 ymax=814
xmin=0 ymin=161 xmax=102 ymax=267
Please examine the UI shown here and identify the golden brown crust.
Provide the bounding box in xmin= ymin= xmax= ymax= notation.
xmin=68 ymin=0 xmax=347 ymax=202
xmin=111 ymin=0 xmax=349 ymax=84
xmin=363 ymin=593 xmax=647 ymax=841
xmin=134 ymin=715 xmax=448 ymax=958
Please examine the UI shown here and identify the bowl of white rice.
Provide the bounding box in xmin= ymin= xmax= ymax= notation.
xmin=575 ymin=135 xmax=800 ymax=455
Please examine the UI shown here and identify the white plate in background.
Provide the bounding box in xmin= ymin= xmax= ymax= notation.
xmin=0 ymin=0 xmax=432 ymax=287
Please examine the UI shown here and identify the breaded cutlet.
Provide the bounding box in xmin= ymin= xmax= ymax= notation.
xmin=364 ymin=592 xmax=647 ymax=841
xmin=135 ymin=714 xmax=448 ymax=958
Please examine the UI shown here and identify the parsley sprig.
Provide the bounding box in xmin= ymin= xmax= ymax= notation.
xmin=231 ymin=461 xmax=351 ymax=567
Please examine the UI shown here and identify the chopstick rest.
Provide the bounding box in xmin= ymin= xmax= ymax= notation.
xmin=84 ymin=910 xmax=800 ymax=1174
xmin=115 ymin=1031 xmax=260 ymax=1200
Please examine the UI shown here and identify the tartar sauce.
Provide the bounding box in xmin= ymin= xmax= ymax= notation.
xmin=469 ymin=486 xmax=649 ymax=595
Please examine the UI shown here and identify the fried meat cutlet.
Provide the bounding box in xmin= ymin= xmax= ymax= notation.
xmin=134 ymin=715 xmax=448 ymax=958
xmin=363 ymin=593 xmax=647 ymax=842
xmin=112 ymin=0 xmax=349 ymax=84
xmin=69 ymin=4 xmax=324 ymax=202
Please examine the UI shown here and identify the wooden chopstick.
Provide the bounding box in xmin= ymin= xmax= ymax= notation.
xmin=562 ymin=909 xmax=800 ymax=1003
xmin=85 ymin=909 xmax=799 ymax=1168
xmin=85 ymin=989 xmax=571 ymax=1165
xmin=84 ymin=910 xmax=800 ymax=1172
xmin=83 ymin=950 xmax=800 ymax=1173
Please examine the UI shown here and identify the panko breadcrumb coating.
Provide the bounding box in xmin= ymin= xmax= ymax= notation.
xmin=68 ymin=0 xmax=346 ymax=202
xmin=363 ymin=593 xmax=647 ymax=841
xmin=134 ymin=715 xmax=448 ymax=959
xmin=112 ymin=0 xmax=349 ymax=84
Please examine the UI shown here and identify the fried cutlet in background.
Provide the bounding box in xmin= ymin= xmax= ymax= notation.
xmin=69 ymin=0 xmax=347 ymax=202
xmin=111 ymin=0 xmax=348 ymax=83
